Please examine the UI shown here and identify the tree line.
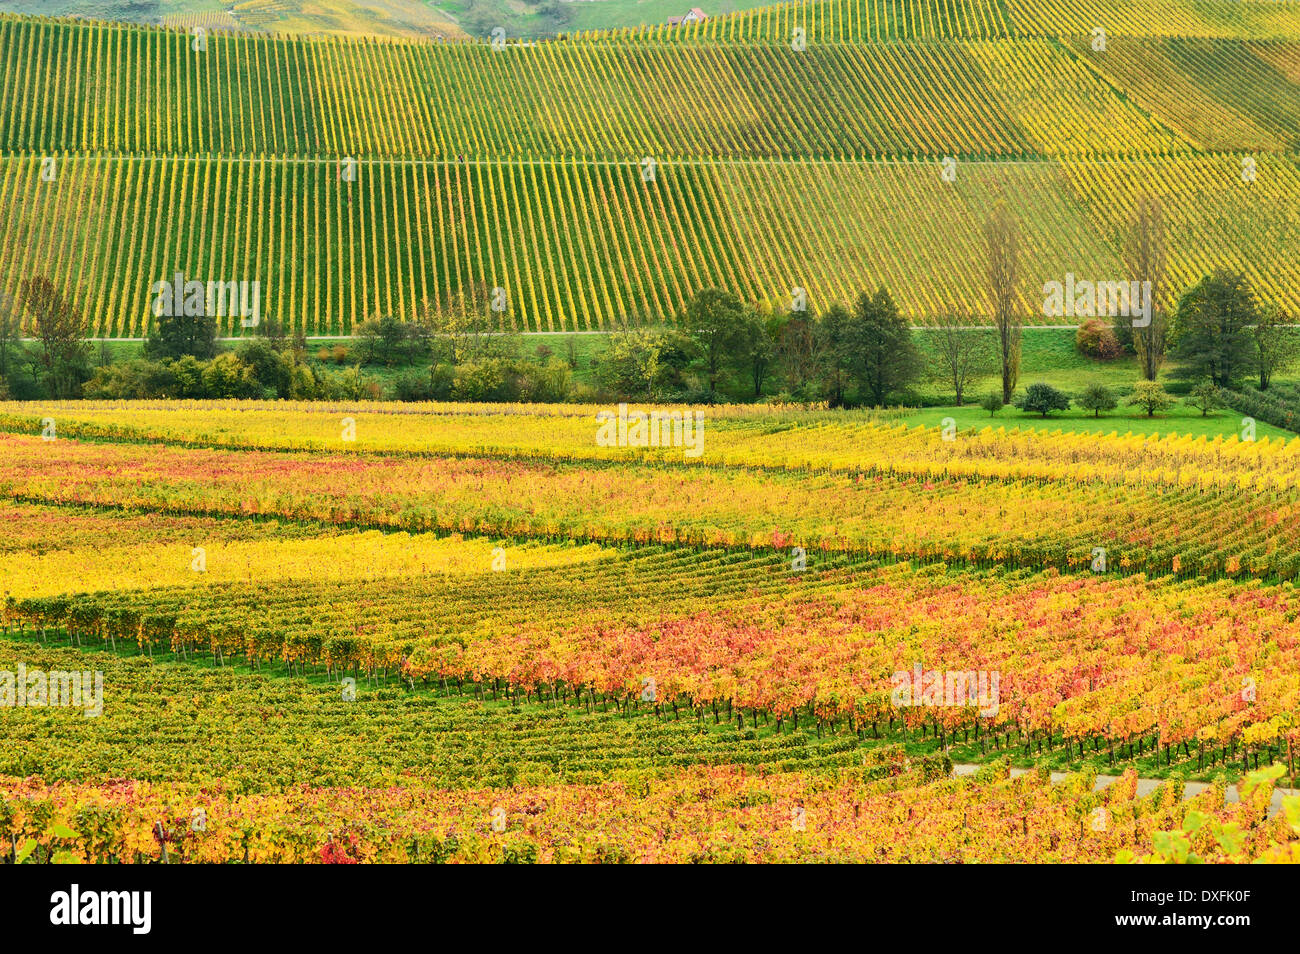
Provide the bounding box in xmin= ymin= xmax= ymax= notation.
xmin=0 ymin=193 xmax=1292 ymax=408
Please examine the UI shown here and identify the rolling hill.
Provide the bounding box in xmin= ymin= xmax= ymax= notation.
xmin=0 ymin=0 xmax=1298 ymax=334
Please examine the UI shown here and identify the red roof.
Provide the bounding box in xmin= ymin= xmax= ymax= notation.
xmin=668 ymin=8 xmax=706 ymax=24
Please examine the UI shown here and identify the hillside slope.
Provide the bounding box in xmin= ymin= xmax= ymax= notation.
xmin=0 ymin=0 xmax=1297 ymax=332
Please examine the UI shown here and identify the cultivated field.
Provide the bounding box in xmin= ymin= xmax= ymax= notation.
xmin=1 ymin=401 xmax=1297 ymax=863
xmin=2 ymin=0 xmax=1299 ymax=883
xmin=2 ymin=0 xmax=1300 ymax=331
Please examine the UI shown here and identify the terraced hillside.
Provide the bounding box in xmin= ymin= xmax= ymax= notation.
xmin=0 ymin=0 xmax=1298 ymax=331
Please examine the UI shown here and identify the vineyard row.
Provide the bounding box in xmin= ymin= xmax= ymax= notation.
xmin=1 ymin=154 xmax=1297 ymax=333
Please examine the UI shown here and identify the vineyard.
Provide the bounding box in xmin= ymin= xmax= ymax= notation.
xmin=1 ymin=0 xmax=1300 ymax=330
xmin=1 ymin=400 xmax=1299 ymax=864
xmin=3 ymin=402 xmax=1300 ymax=579
xmin=5 ymin=747 xmax=1298 ymax=863
xmin=2 ymin=0 xmax=1300 ymax=873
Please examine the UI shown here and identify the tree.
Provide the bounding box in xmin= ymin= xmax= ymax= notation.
xmin=815 ymin=303 xmax=855 ymax=408
xmin=256 ymin=317 xmax=289 ymax=352
xmin=0 ymin=288 xmax=20 ymax=383
xmin=202 ymin=352 xmax=261 ymax=399
xmin=172 ymin=355 xmax=206 ymax=398
xmin=143 ymin=289 xmax=218 ymax=361
xmin=1251 ymin=301 xmax=1297 ymax=391
xmin=419 ymin=285 xmax=517 ymax=366
xmin=984 ymin=201 xmax=1021 ymax=404
xmin=1126 ymin=380 xmax=1175 ymax=417
xmin=1122 ymin=192 xmax=1168 ymax=379
xmin=405 ymin=318 xmax=433 ymax=363
xmin=776 ymin=311 xmax=820 ymax=397
xmin=1186 ymin=381 xmax=1220 ymax=417
xmin=19 ymin=345 xmax=44 ymax=394
xmin=376 ymin=314 xmax=408 ymax=364
xmin=1169 ymin=271 xmax=1257 ymax=388
xmin=675 ymin=288 xmax=749 ymax=401
xmin=235 ymin=339 xmax=292 ymax=399
xmin=1078 ymin=383 xmax=1118 ymax=418
xmin=19 ymin=277 xmax=91 ymax=399
xmin=979 ymin=392 xmax=1003 ymax=417
xmin=594 ymin=327 xmax=688 ymax=401
xmin=928 ymin=309 xmax=993 ymax=405
xmin=853 ymin=287 xmax=921 ymax=407
xmin=743 ymin=306 xmax=781 ymax=398
xmin=1014 ymin=382 xmax=1070 ymax=418
xmin=355 ymin=318 xmax=382 ymax=363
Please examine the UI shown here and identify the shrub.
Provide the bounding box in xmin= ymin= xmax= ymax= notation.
xmin=1014 ymin=383 xmax=1070 ymax=418
xmin=236 ymin=340 xmax=292 ymax=398
xmin=392 ymin=367 xmax=454 ymax=403
xmin=84 ymin=359 xmax=194 ymax=399
xmin=82 ymin=362 xmax=140 ymax=399
xmin=979 ymin=392 xmax=1003 ymax=416
xmin=393 ymin=371 xmax=434 ymax=402
xmin=202 ymin=352 xmax=263 ymax=399
xmin=1075 ymin=319 xmax=1122 ymax=360
xmin=453 ymin=358 xmax=518 ymax=402
xmin=288 ymin=363 xmax=326 ymax=400
xmin=570 ymin=382 xmax=601 ymax=403
xmin=518 ymin=359 xmax=574 ymax=403
xmin=1214 ymin=385 xmax=1300 ymax=434
xmin=171 ymin=355 xmax=207 ymax=398
xmin=319 ymin=365 xmax=377 ymax=401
